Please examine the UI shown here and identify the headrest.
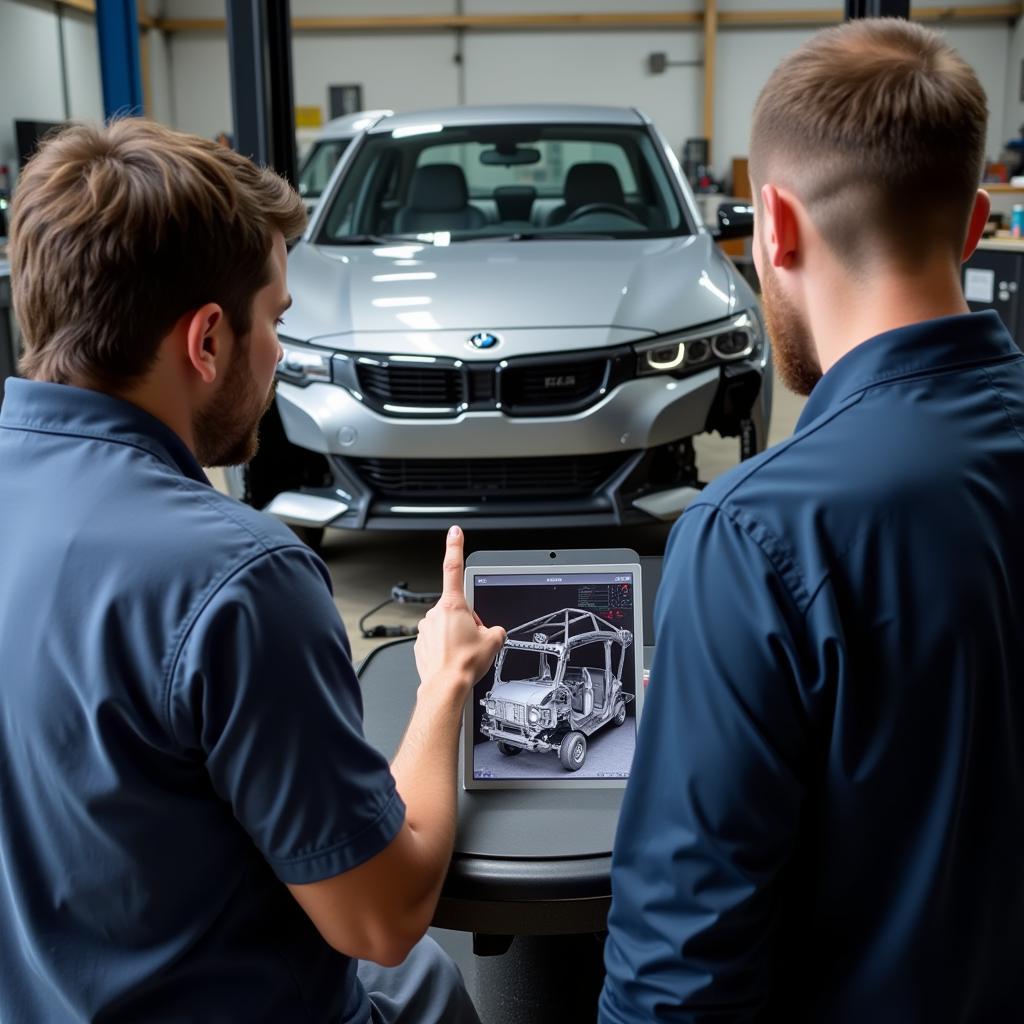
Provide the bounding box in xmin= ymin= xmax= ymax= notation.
xmin=407 ymin=164 xmax=470 ymax=212
xmin=563 ymin=163 xmax=626 ymax=210
xmin=494 ymin=185 xmax=536 ymax=221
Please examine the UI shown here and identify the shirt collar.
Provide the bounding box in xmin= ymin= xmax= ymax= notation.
xmin=796 ymin=310 xmax=1019 ymax=431
xmin=0 ymin=378 xmax=210 ymax=485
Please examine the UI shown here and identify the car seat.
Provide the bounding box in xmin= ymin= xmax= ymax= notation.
xmin=547 ymin=163 xmax=627 ymax=225
xmin=494 ymin=185 xmax=536 ymax=225
xmin=589 ymin=668 xmax=608 ymax=710
xmin=569 ymin=668 xmax=594 ymax=717
xmin=394 ymin=164 xmax=487 ymax=233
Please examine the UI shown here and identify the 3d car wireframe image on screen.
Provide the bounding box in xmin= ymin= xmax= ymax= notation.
xmin=471 ymin=576 xmax=639 ymax=780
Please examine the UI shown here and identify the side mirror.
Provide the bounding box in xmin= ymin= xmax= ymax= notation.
xmin=715 ymin=202 xmax=755 ymax=240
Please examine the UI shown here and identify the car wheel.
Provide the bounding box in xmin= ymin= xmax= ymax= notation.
xmin=558 ymin=731 xmax=587 ymax=772
xmin=612 ymin=698 xmax=627 ymax=727
xmin=291 ymin=525 xmax=325 ymax=551
xmin=496 ymin=741 xmax=522 ymax=757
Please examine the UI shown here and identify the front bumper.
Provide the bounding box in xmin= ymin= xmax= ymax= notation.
xmin=276 ymin=369 xmax=720 ymax=459
xmin=269 ymin=363 xmax=767 ymax=530
xmin=481 ymin=721 xmax=557 ymax=753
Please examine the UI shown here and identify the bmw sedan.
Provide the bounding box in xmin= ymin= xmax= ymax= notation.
xmin=296 ymin=109 xmax=393 ymax=216
xmin=233 ymin=104 xmax=771 ymax=541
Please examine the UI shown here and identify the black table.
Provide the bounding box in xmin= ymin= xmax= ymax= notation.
xmin=357 ymin=556 xmax=662 ymax=1023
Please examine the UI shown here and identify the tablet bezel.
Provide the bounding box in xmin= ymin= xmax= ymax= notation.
xmin=463 ymin=551 xmax=644 ymax=791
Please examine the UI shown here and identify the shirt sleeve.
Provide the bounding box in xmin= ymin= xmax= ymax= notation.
xmin=600 ymin=503 xmax=813 ymax=1022
xmin=167 ymin=545 xmax=405 ymax=885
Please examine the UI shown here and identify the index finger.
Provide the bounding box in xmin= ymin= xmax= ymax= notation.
xmin=441 ymin=524 xmax=466 ymax=601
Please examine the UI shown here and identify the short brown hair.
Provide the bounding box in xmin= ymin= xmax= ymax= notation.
xmin=9 ymin=118 xmax=307 ymax=388
xmin=749 ymin=19 xmax=987 ymax=270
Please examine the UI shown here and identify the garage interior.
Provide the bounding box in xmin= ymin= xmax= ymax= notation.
xmin=5 ymin=0 xmax=1023 ymax=661
xmin=2 ymin=1 xmax=1023 ymax=1021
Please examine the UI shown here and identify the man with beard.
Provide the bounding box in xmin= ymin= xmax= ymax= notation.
xmin=0 ymin=120 xmax=502 ymax=1022
xmin=601 ymin=19 xmax=1024 ymax=1023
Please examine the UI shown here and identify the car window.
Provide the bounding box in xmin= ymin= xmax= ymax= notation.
xmin=496 ymin=649 xmax=554 ymax=684
xmin=318 ymin=122 xmax=689 ymax=243
xmin=298 ymin=139 xmax=351 ymax=200
xmin=416 ymin=140 xmax=638 ymax=197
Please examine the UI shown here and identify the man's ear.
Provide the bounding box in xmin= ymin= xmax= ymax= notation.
xmin=759 ymin=183 xmax=800 ymax=270
xmin=961 ymin=189 xmax=991 ymax=263
xmin=184 ymin=304 xmax=225 ymax=386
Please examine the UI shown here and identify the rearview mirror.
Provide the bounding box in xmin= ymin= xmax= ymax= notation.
xmin=480 ymin=147 xmax=542 ymax=166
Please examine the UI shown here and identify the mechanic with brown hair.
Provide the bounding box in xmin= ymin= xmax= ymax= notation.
xmin=0 ymin=118 xmax=503 ymax=1023
xmin=602 ymin=19 xmax=1024 ymax=1022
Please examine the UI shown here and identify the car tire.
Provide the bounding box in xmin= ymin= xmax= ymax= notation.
xmin=291 ymin=525 xmax=325 ymax=551
xmin=558 ymin=731 xmax=587 ymax=772
xmin=496 ymin=741 xmax=522 ymax=757
xmin=225 ymin=464 xmax=324 ymax=551
xmin=612 ymin=697 xmax=627 ymax=727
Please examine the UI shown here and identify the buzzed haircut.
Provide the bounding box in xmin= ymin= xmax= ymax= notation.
xmin=749 ymin=18 xmax=988 ymax=272
xmin=9 ymin=118 xmax=307 ymax=390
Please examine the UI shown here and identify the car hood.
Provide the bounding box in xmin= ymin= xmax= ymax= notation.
xmin=489 ymin=680 xmax=553 ymax=706
xmin=282 ymin=234 xmax=742 ymax=359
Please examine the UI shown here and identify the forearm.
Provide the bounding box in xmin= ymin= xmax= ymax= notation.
xmin=372 ymin=523 xmax=504 ymax=942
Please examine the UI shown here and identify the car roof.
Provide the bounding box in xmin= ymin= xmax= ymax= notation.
xmin=317 ymin=109 xmax=394 ymax=139
xmin=368 ymin=104 xmax=649 ymax=133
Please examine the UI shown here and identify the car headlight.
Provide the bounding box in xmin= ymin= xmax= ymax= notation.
xmin=277 ymin=337 xmax=334 ymax=386
xmin=712 ymin=331 xmax=754 ymax=359
xmin=528 ymin=707 xmax=540 ymax=724
xmin=634 ymin=312 xmax=759 ymax=378
xmin=485 ymin=699 xmax=497 ymax=714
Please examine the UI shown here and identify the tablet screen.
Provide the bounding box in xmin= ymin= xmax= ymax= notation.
xmin=467 ymin=567 xmax=642 ymax=787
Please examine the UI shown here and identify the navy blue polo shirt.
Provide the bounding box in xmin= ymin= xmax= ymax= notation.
xmin=601 ymin=312 xmax=1024 ymax=1022
xmin=0 ymin=380 xmax=405 ymax=1022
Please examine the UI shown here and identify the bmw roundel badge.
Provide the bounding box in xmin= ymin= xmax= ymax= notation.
xmin=468 ymin=331 xmax=501 ymax=351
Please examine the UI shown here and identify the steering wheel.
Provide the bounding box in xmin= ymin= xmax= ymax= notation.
xmin=565 ymin=202 xmax=642 ymax=224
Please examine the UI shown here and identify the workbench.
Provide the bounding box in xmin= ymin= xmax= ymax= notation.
xmin=964 ymin=237 xmax=1024 ymax=348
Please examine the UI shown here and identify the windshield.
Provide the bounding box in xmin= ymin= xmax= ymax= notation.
xmin=299 ymin=138 xmax=352 ymax=200
xmin=495 ymin=649 xmax=557 ymax=686
xmin=317 ymin=122 xmax=689 ymax=243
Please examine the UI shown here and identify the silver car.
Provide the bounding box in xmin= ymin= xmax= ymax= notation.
xmin=296 ymin=110 xmax=394 ymax=216
xmin=238 ymin=104 xmax=770 ymax=541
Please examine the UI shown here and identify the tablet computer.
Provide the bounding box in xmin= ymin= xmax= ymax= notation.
xmin=464 ymin=548 xmax=644 ymax=790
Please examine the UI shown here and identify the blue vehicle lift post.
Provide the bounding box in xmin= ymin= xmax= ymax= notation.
xmin=95 ymin=0 xmax=143 ymax=120
xmin=226 ymin=0 xmax=298 ymax=185
xmin=221 ymin=0 xmax=310 ymax=521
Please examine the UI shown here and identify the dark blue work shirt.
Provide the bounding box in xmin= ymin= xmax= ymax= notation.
xmin=601 ymin=312 xmax=1024 ymax=1022
xmin=0 ymin=380 xmax=405 ymax=1023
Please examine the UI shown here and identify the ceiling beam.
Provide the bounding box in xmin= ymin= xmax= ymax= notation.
xmin=719 ymin=3 xmax=1019 ymax=24
xmin=159 ymin=13 xmax=703 ymax=32
xmin=156 ymin=4 xmax=1022 ymax=33
xmin=50 ymin=0 xmax=156 ymax=29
